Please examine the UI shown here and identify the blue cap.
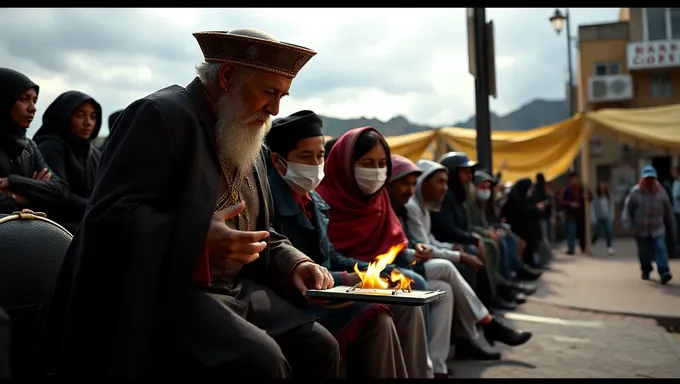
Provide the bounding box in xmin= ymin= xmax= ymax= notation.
xmin=642 ymin=165 xmax=657 ymax=179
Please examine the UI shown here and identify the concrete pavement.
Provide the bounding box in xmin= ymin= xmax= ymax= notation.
xmin=448 ymin=302 xmax=680 ymax=378
xmin=529 ymin=238 xmax=680 ymax=325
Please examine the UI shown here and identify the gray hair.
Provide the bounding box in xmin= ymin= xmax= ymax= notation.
xmin=195 ymin=62 xmax=257 ymax=90
xmin=196 ymin=62 xmax=223 ymax=87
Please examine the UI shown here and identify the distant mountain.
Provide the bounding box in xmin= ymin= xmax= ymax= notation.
xmin=453 ymin=99 xmax=570 ymax=131
xmin=320 ymin=98 xmax=570 ymax=137
xmin=94 ymin=98 xmax=570 ymax=144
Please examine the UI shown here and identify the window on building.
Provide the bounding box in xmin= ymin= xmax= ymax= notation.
xmin=650 ymin=74 xmax=673 ymax=99
xmin=594 ymin=62 xmax=620 ymax=76
xmin=644 ymin=8 xmax=680 ymax=40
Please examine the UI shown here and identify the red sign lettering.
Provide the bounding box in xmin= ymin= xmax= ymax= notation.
xmin=636 ymin=45 xmax=644 ymax=54
xmin=631 ymin=42 xmax=680 ymax=68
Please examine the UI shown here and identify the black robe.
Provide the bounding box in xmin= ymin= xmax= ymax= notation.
xmin=0 ymin=68 xmax=68 ymax=214
xmin=34 ymin=91 xmax=102 ymax=233
xmin=41 ymin=77 xmax=313 ymax=377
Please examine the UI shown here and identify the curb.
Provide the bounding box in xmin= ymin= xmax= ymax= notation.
xmin=527 ymin=297 xmax=680 ymax=331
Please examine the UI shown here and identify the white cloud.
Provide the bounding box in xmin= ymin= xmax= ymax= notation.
xmin=0 ymin=7 xmax=620 ymax=138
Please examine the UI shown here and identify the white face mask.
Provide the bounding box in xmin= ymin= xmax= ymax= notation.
xmin=476 ymin=189 xmax=491 ymax=201
xmin=354 ymin=166 xmax=388 ymax=195
xmin=279 ymin=158 xmax=325 ymax=194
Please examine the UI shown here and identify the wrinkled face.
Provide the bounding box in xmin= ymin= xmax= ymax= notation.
xmin=354 ymin=143 xmax=387 ymax=169
xmin=70 ymin=101 xmax=97 ymax=140
xmin=214 ymin=64 xmax=291 ymax=170
xmin=458 ymin=167 xmax=473 ymax=185
xmin=270 ymin=136 xmax=325 ymax=176
xmin=389 ymin=173 xmax=418 ymax=205
xmin=11 ymin=88 xmax=38 ymax=129
xmin=422 ymin=170 xmax=448 ymax=204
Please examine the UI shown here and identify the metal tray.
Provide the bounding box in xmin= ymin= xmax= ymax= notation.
xmin=306 ymin=285 xmax=446 ymax=306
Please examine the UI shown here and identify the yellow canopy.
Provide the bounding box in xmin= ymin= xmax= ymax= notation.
xmin=321 ymin=102 xmax=680 ymax=183
xmin=436 ymin=115 xmax=588 ymax=182
xmin=587 ymin=103 xmax=680 ymax=151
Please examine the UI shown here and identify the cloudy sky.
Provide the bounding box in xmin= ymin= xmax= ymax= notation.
xmin=1 ymin=7 xmax=619 ymax=137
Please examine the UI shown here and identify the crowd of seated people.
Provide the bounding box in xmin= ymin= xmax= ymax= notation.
xmin=2 ymin=65 xmax=550 ymax=378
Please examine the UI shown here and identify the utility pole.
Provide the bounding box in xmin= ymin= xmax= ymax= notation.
xmin=468 ymin=8 xmax=494 ymax=171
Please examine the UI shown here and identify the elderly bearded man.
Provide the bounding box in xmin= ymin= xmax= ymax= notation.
xmin=41 ymin=29 xmax=340 ymax=379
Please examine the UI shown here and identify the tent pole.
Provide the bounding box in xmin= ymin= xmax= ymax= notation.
xmin=582 ymin=120 xmax=593 ymax=256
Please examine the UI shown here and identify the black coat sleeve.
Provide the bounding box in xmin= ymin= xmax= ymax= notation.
xmin=37 ymin=140 xmax=89 ymax=218
xmin=430 ymin=198 xmax=479 ymax=246
xmin=8 ymin=140 xmax=68 ymax=205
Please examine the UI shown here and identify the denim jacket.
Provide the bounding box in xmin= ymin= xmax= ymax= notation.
xmin=268 ymin=170 xmax=413 ymax=286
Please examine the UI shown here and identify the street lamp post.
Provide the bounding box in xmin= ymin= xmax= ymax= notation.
xmin=549 ymin=8 xmax=579 ymax=173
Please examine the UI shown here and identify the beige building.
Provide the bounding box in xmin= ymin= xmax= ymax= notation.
xmin=578 ymin=8 xmax=679 ymax=221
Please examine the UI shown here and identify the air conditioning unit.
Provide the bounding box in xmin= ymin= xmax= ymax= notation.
xmin=588 ymin=74 xmax=633 ymax=103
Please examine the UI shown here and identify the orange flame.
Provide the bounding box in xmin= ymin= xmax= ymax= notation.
xmin=353 ymin=243 xmax=414 ymax=290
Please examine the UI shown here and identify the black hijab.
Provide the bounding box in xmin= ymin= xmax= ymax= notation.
xmin=0 ymin=68 xmax=39 ymax=160
xmin=508 ymin=178 xmax=533 ymax=204
xmin=34 ymin=91 xmax=102 ymax=156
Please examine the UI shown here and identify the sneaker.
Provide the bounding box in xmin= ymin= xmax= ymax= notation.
xmin=642 ymin=272 xmax=650 ymax=280
xmin=607 ymin=247 xmax=615 ymax=255
xmin=661 ymin=273 xmax=673 ymax=285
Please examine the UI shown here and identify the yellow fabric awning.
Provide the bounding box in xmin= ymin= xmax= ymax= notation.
xmin=587 ymin=103 xmax=680 ymax=151
xmin=436 ymin=115 xmax=588 ymax=182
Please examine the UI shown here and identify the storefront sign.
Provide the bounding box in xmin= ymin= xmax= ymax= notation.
xmin=627 ymin=40 xmax=680 ymax=70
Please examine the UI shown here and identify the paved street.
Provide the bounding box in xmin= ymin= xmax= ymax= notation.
xmin=448 ymin=302 xmax=680 ymax=378
xmin=448 ymin=239 xmax=680 ymax=378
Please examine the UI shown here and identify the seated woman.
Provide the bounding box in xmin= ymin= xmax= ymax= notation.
xmin=315 ymin=126 xmax=451 ymax=378
xmin=501 ymin=178 xmax=547 ymax=267
xmin=0 ymin=68 xmax=67 ymax=214
xmin=264 ymin=111 xmax=429 ymax=378
xmin=34 ymin=91 xmax=103 ymax=234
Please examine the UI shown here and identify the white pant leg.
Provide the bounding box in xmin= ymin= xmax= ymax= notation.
xmin=422 ymin=266 xmax=454 ymax=374
xmin=425 ymin=258 xmax=490 ymax=339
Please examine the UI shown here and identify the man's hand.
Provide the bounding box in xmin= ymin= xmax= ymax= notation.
xmin=205 ymin=201 xmax=269 ymax=269
xmin=32 ymin=168 xmax=51 ymax=181
xmin=537 ymin=201 xmax=547 ymax=211
xmin=459 ymin=252 xmax=484 ymax=270
xmin=487 ymin=228 xmax=500 ymax=243
xmin=346 ymin=272 xmax=362 ymax=286
xmin=11 ymin=193 xmax=28 ymax=204
xmin=414 ymin=243 xmax=434 ymax=262
xmin=292 ymin=261 xmax=334 ymax=296
xmin=0 ymin=178 xmax=10 ymax=194
xmin=473 ymin=233 xmax=486 ymax=259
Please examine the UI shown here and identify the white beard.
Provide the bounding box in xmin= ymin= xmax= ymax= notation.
xmin=214 ymin=92 xmax=273 ymax=172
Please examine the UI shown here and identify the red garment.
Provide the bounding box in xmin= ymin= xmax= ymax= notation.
xmin=315 ymin=126 xmax=408 ymax=262
xmin=193 ymin=244 xmax=211 ymax=286
xmin=293 ymin=190 xmax=314 ymax=222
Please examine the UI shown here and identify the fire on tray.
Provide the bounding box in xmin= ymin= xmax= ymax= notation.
xmin=353 ymin=243 xmax=414 ymax=291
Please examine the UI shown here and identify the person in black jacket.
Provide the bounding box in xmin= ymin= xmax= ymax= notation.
xmin=559 ymin=172 xmax=592 ymax=255
xmin=502 ymin=179 xmax=547 ymax=269
xmin=34 ymin=91 xmax=103 ymax=234
xmin=430 ymin=152 xmax=516 ymax=311
xmin=0 ymin=68 xmax=68 ymax=214
xmin=100 ymin=109 xmax=123 ymax=152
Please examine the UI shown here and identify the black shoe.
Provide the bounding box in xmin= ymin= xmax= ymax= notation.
xmin=513 ymin=292 xmax=527 ymax=305
xmin=642 ymin=272 xmax=650 ymax=280
xmin=491 ymin=297 xmax=516 ymax=311
xmin=484 ymin=317 xmax=533 ymax=347
xmin=453 ymin=338 xmax=501 ymax=361
xmin=517 ymin=265 xmax=543 ymax=281
xmin=661 ymin=273 xmax=673 ymax=285
xmin=566 ymin=250 xmax=575 ymax=255
xmin=511 ymin=281 xmax=538 ymax=296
